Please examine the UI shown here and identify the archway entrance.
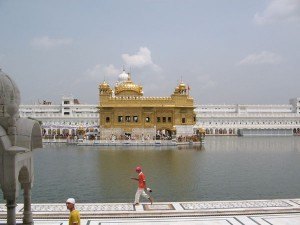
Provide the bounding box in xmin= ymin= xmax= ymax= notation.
xmin=123 ymin=132 xmax=131 ymax=140
xmin=156 ymin=129 xmax=172 ymax=140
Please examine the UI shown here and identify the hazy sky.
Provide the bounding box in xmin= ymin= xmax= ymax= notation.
xmin=0 ymin=0 xmax=300 ymax=105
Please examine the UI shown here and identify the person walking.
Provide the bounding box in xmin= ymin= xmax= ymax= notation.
xmin=131 ymin=166 xmax=153 ymax=205
xmin=66 ymin=198 xmax=81 ymax=225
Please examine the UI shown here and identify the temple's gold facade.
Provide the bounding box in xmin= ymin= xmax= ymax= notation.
xmin=98 ymin=70 xmax=195 ymax=140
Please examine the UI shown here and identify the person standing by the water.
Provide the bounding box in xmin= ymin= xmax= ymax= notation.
xmin=66 ymin=198 xmax=81 ymax=225
xmin=131 ymin=166 xmax=153 ymax=205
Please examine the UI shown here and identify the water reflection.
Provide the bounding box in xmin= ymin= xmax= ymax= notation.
xmin=2 ymin=137 xmax=300 ymax=204
xmin=177 ymin=144 xmax=205 ymax=151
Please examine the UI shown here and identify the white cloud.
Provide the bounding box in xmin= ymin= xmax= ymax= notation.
xmin=104 ymin=64 xmax=119 ymax=76
xmin=196 ymin=74 xmax=216 ymax=90
xmin=86 ymin=64 xmax=119 ymax=80
xmin=31 ymin=36 xmax=73 ymax=49
xmin=238 ymin=51 xmax=283 ymax=65
xmin=254 ymin=0 xmax=300 ymax=25
xmin=86 ymin=64 xmax=102 ymax=79
xmin=79 ymin=48 xmax=160 ymax=88
xmin=122 ymin=47 xmax=161 ymax=72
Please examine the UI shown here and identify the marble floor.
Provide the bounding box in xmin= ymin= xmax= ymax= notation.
xmin=1 ymin=198 xmax=300 ymax=224
xmin=3 ymin=214 xmax=300 ymax=225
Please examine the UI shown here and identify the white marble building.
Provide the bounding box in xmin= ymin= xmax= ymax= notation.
xmin=19 ymin=96 xmax=99 ymax=137
xmin=194 ymin=97 xmax=300 ymax=135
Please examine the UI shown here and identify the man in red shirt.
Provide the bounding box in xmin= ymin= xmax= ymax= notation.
xmin=131 ymin=166 xmax=153 ymax=205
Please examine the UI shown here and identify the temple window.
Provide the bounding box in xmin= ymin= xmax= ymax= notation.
xmin=118 ymin=116 xmax=123 ymax=122
xmin=145 ymin=117 xmax=150 ymax=123
xmin=157 ymin=117 xmax=161 ymax=123
xmin=168 ymin=117 xmax=172 ymax=123
xmin=106 ymin=117 xmax=110 ymax=123
xmin=182 ymin=118 xmax=186 ymax=123
xmin=125 ymin=116 xmax=131 ymax=122
xmin=133 ymin=116 xmax=138 ymax=122
xmin=163 ymin=117 xmax=166 ymax=123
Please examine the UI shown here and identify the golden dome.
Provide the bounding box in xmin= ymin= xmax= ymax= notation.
xmin=114 ymin=74 xmax=143 ymax=96
xmin=99 ymin=81 xmax=113 ymax=95
xmin=173 ymin=81 xmax=187 ymax=95
xmin=178 ymin=82 xmax=186 ymax=90
xmin=99 ymin=81 xmax=110 ymax=89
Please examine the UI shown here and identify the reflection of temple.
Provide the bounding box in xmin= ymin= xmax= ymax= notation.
xmin=99 ymin=70 xmax=196 ymax=140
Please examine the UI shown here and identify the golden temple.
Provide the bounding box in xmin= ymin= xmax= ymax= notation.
xmin=98 ymin=70 xmax=195 ymax=140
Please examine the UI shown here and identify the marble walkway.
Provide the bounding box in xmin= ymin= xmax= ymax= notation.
xmin=1 ymin=198 xmax=300 ymax=224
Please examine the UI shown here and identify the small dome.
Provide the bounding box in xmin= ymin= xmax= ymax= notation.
xmin=0 ymin=69 xmax=21 ymax=117
xmin=118 ymin=70 xmax=129 ymax=83
xmin=178 ymin=82 xmax=186 ymax=89
xmin=99 ymin=81 xmax=110 ymax=89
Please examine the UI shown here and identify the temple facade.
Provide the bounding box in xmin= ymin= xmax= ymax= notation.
xmin=98 ymin=70 xmax=196 ymax=140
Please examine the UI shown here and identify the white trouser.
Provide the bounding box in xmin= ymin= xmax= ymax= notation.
xmin=134 ymin=188 xmax=149 ymax=204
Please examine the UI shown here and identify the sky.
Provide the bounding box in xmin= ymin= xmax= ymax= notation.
xmin=0 ymin=0 xmax=300 ymax=105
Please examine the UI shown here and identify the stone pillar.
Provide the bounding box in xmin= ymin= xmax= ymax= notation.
xmin=23 ymin=183 xmax=34 ymax=225
xmin=6 ymin=199 xmax=17 ymax=225
xmin=0 ymin=71 xmax=42 ymax=225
